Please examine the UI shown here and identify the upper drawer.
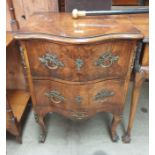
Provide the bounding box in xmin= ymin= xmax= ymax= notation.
xmin=24 ymin=39 xmax=136 ymax=81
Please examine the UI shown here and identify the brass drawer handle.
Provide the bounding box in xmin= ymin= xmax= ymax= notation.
xmin=94 ymin=89 xmax=115 ymax=101
xmin=45 ymin=90 xmax=65 ymax=104
xmin=39 ymin=53 xmax=64 ymax=70
xmin=95 ymin=52 xmax=119 ymax=68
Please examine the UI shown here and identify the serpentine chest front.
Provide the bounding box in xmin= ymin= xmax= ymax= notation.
xmin=14 ymin=13 xmax=143 ymax=142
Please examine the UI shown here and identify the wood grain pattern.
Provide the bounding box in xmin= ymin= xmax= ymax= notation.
xmin=128 ymin=14 xmax=148 ymax=42
xmin=6 ymin=32 xmax=13 ymax=46
xmin=6 ymin=89 xmax=30 ymax=143
xmin=7 ymin=90 xmax=30 ymax=122
xmin=15 ymin=12 xmax=143 ymax=142
xmin=6 ymin=32 xmax=30 ymax=143
xmin=122 ymin=65 xmax=149 ymax=143
xmin=123 ymin=42 xmax=149 ymax=143
xmin=6 ymin=98 xmax=19 ymax=136
xmin=22 ymin=0 xmax=58 ymax=18
xmin=33 ymin=79 xmax=125 ymax=115
xmin=7 ymin=0 xmax=19 ymax=31
xmin=122 ymin=11 xmax=149 ymax=143
xmin=141 ymin=43 xmax=149 ymax=66
xmin=12 ymin=0 xmax=25 ymax=28
xmin=6 ymin=2 xmax=12 ymax=31
xmin=14 ymin=13 xmax=143 ymax=43
xmin=8 ymin=0 xmax=59 ymax=29
xmin=24 ymin=39 xmax=136 ymax=81
xmin=122 ymin=15 xmax=148 ymax=142
xmin=6 ymin=40 xmax=27 ymax=90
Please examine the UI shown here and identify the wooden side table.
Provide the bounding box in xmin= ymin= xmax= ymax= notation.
xmin=122 ymin=14 xmax=149 ymax=143
xmin=6 ymin=32 xmax=31 ymax=143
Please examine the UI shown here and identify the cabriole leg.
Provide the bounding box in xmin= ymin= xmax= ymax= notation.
xmin=37 ymin=115 xmax=47 ymax=143
xmin=111 ymin=114 xmax=122 ymax=142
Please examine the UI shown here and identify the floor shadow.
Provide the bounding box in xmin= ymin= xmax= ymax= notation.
xmin=93 ymin=150 xmax=109 ymax=155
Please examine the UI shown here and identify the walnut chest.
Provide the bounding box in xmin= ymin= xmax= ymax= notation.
xmin=14 ymin=13 xmax=143 ymax=143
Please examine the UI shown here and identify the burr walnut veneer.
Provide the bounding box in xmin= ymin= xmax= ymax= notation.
xmin=14 ymin=13 xmax=143 ymax=143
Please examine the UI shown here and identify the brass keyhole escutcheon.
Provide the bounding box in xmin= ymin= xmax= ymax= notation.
xmin=75 ymin=58 xmax=84 ymax=71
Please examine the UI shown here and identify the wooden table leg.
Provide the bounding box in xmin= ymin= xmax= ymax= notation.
xmin=122 ymin=68 xmax=148 ymax=143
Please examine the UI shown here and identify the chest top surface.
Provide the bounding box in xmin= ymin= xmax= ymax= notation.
xmin=130 ymin=14 xmax=149 ymax=42
xmin=14 ymin=12 xmax=143 ymax=43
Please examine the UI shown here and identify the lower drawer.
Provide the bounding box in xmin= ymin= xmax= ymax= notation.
xmin=33 ymin=79 xmax=125 ymax=118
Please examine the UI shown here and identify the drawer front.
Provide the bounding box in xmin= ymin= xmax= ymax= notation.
xmin=25 ymin=40 xmax=136 ymax=81
xmin=33 ymin=79 xmax=125 ymax=118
